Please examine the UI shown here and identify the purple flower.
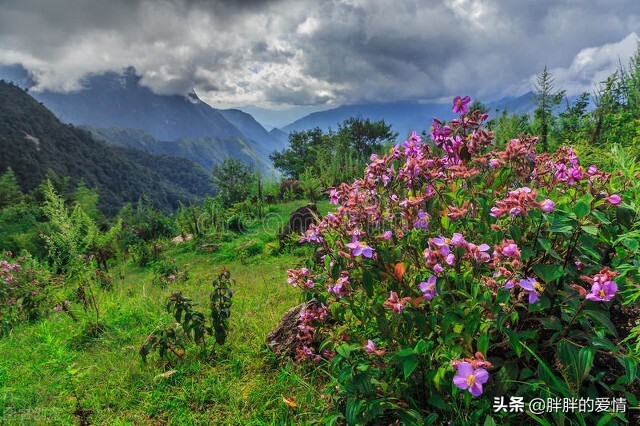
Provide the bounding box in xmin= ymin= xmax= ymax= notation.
xmin=605 ymin=194 xmax=621 ymax=205
xmin=568 ymin=167 xmax=582 ymax=185
xmin=453 ymin=362 xmax=489 ymax=397
xmin=555 ymin=163 xmax=569 ymax=181
xmin=413 ymin=209 xmax=430 ymax=230
xmin=452 ymin=96 xmax=471 ymax=115
xmin=450 ymin=233 xmax=466 ymax=247
xmin=365 ymin=340 xmax=377 ymax=354
xmin=502 ymin=243 xmax=519 ymax=258
xmin=518 ymin=277 xmax=543 ymax=304
xmin=588 ymin=165 xmax=598 ymax=176
xmin=419 ymin=276 xmax=438 ymax=301
xmin=585 ymin=280 xmax=618 ymax=302
xmin=509 ymin=207 xmax=522 ymax=217
xmin=539 ymin=199 xmax=555 ymax=213
xmin=378 ymin=230 xmax=393 ymax=240
xmin=346 ymin=240 xmax=374 ymax=258
xmin=329 ymin=188 xmax=339 ymax=205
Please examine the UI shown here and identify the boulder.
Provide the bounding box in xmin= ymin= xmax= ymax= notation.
xmin=266 ymin=299 xmax=316 ymax=357
xmin=280 ymin=203 xmax=319 ymax=242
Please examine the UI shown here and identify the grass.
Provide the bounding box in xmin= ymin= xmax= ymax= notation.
xmin=0 ymin=200 xmax=331 ymax=425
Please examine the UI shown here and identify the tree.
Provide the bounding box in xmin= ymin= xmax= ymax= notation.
xmin=0 ymin=167 xmax=23 ymax=209
xmin=270 ymin=128 xmax=325 ymax=179
xmin=533 ymin=67 xmax=565 ymax=151
xmin=211 ymin=158 xmax=256 ymax=207
xmin=336 ymin=117 xmax=397 ymax=160
xmin=489 ymin=109 xmax=531 ymax=148
xmin=270 ymin=118 xmax=396 ymax=182
xmin=555 ymin=92 xmax=592 ymax=145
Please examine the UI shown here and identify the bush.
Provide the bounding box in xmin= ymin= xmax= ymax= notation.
xmin=0 ymin=251 xmax=51 ymax=334
xmin=288 ymin=98 xmax=640 ymax=424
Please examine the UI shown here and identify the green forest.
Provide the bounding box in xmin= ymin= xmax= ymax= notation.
xmin=1 ymin=48 xmax=640 ymax=425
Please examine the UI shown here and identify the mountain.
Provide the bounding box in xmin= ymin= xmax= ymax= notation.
xmin=86 ymin=126 xmax=268 ymax=173
xmin=281 ymin=102 xmax=456 ymax=139
xmin=217 ymin=108 xmax=288 ymax=159
xmin=278 ymin=94 xmax=544 ymax=140
xmin=0 ymin=65 xmax=279 ymax=174
xmin=486 ymin=92 xmax=537 ymax=115
xmin=0 ymin=80 xmax=213 ymax=215
xmin=238 ymin=104 xmax=333 ymax=130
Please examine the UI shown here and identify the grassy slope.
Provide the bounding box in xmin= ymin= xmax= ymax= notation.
xmin=0 ymin=201 xmax=333 ymax=425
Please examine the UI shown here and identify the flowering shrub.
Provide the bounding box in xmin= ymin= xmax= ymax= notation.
xmin=0 ymin=251 xmax=50 ymax=335
xmin=288 ymin=99 xmax=640 ymax=424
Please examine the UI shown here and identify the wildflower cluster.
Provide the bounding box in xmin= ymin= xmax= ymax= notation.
xmin=283 ymin=96 xmax=639 ymax=424
xmin=1 ymin=253 xmax=49 ymax=334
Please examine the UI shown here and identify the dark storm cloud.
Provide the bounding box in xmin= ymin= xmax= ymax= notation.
xmin=0 ymin=0 xmax=638 ymax=107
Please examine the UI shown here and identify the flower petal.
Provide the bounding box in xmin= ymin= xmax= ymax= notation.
xmin=469 ymin=382 xmax=483 ymax=396
xmin=474 ymin=368 xmax=489 ymax=384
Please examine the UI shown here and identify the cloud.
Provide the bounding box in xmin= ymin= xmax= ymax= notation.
xmin=0 ymin=0 xmax=639 ymax=107
xmin=543 ymin=32 xmax=640 ymax=96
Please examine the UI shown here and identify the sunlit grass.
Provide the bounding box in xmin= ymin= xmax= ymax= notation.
xmin=0 ymin=201 xmax=329 ymax=424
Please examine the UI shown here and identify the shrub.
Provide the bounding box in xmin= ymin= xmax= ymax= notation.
xmin=0 ymin=251 xmax=50 ymax=334
xmin=288 ymin=98 xmax=640 ymax=424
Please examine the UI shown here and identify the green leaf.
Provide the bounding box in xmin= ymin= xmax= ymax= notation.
xmin=483 ymin=416 xmax=497 ymax=426
xmin=414 ymin=340 xmax=429 ymax=354
xmin=539 ymin=316 xmax=562 ymax=331
xmin=581 ymin=225 xmax=598 ymax=236
xmin=396 ymin=348 xmax=415 ymax=358
xmin=504 ymin=328 xmax=522 ymax=357
xmin=345 ymin=398 xmax=363 ymax=425
xmin=574 ymin=200 xmax=590 ymax=218
xmin=584 ymin=310 xmax=618 ymax=338
xmin=623 ymin=238 xmax=639 ymax=252
xmin=537 ymin=237 xmax=551 ymax=251
xmin=403 ymin=356 xmax=420 ymax=379
xmin=532 ymin=264 xmax=564 ymax=284
xmin=336 ymin=344 xmax=351 ymax=359
xmin=578 ymin=347 xmax=595 ymax=383
xmin=590 ymin=210 xmax=611 ymax=225
xmin=477 ymin=334 xmax=489 ymax=355
xmin=622 ymin=356 xmax=637 ymax=383
xmin=596 ymin=413 xmax=612 ymax=426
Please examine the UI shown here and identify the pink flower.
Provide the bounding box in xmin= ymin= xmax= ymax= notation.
xmin=450 ymin=233 xmax=466 ymax=247
xmin=453 ymin=362 xmax=489 ymax=396
xmin=383 ymin=291 xmax=411 ymax=314
xmin=346 ymin=240 xmax=374 ymax=258
xmin=329 ymin=188 xmax=339 ymax=205
xmin=502 ymin=243 xmax=520 ymax=258
xmin=539 ymin=199 xmax=555 ymax=213
xmin=452 ymin=96 xmax=471 ymax=115
xmin=586 ymin=280 xmax=618 ymax=302
xmin=365 ymin=340 xmax=377 ymax=354
xmin=419 ymin=276 xmax=438 ymax=301
xmin=605 ymin=194 xmax=621 ymax=205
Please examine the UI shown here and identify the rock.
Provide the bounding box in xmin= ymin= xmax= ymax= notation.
xmin=266 ymin=299 xmax=316 ymax=357
xmin=172 ymin=234 xmax=193 ymax=244
xmin=280 ymin=203 xmax=319 ymax=242
xmin=200 ymin=243 xmax=221 ymax=252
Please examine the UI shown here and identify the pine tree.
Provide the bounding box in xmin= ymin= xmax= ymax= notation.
xmin=533 ymin=67 xmax=565 ymax=151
